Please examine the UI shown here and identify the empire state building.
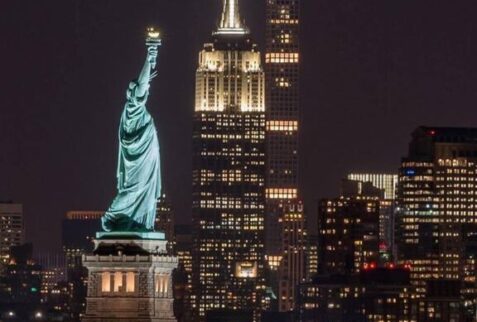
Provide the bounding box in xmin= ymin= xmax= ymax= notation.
xmin=191 ymin=0 xmax=266 ymax=319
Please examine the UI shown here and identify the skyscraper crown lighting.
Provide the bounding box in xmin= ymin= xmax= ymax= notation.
xmin=214 ymin=0 xmax=249 ymax=35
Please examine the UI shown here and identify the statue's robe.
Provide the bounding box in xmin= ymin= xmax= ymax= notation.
xmin=102 ymin=81 xmax=161 ymax=232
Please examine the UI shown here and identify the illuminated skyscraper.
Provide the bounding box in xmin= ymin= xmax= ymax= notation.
xmin=347 ymin=173 xmax=398 ymax=200
xmin=62 ymin=211 xmax=102 ymax=270
xmin=192 ymin=0 xmax=266 ymax=319
xmin=0 ymin=203 xmax=25 ymax=262
xmin=396 ymin=127 xmax=477 ymax=303
xmin=277 ymin=200 xmax=307 ymax=312
xmin=0 ymin=203 xmax=24 ymax=264
xmin=61 ymin=210 xmax=102 ymax=320
xmin=265 ymin=0 xmax=301 ymax=256
xmin=155 ymin=195 xmax=175 ymax=254
xmin=346 ymin=174 xmax=398 ymax=252
xmin=318 ymin=197 xmax=380 ymax=275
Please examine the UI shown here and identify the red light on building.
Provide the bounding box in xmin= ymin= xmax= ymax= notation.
xmin=428 ymin=130 xmax=436 ymax=136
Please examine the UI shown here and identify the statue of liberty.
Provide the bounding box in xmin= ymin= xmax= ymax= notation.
xmin=101 ymin=29 xmax=162 ymax=233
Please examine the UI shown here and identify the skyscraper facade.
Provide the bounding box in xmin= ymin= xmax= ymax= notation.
xmin=155 ymin=195 xmax=175 ymax=254
xmin=62 ymin=211 xmax=102 ymax=270
xmin=191 ymin=0 xmax=266 ymax=319
xmin=318 ymin=197 xmax=380 ymax=275
xmin=61 ymin=210 xmax=102 ymax=320
xmin=0 ymin=203 xmax=24 ymax=264
xmin=347 ymin=173 xmax=398 ymax=200
xmin=265 ymin=0 xmax=301 ymax=256
xmin=396 ymin=127 xmax=477 ymax=302
xmin=277 ymin=200 xmax=307 ymax=312
xmin=346 ymin=174 xmax=398 ymax=252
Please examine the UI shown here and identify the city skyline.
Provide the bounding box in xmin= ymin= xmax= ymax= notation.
xmin=2 ymin=0 xmax=477 ymax=255
xmin=2 ymin=0 xmax=477 ymax=321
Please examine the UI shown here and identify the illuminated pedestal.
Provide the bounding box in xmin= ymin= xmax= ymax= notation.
xmin=82 ymin=236 xmax=178 ymax=322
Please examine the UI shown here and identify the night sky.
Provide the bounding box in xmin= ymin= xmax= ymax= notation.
xmin=1 ymin=0 xmax=477 ymax=253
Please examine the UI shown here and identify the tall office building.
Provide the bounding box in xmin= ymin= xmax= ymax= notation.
xmin=277 ymin=200 xmax=307 ymax=312
xmin=192 ymin=0 xmax=266 ymax=319
xmin=155 ymin=195 xmax=175 ymax=254
xmin=62 ymin=210 xmax=102 ymax=320
xmin=347 ymin=173 xmax=398 ymax=200
xmin=396 ymin=127 xmax=477 ymax=301
xmin=174 ymin=225 xmax=193 ymax=322
xmin=346 ymin=174 xmax=398 ymax=251
xmin=62 ymin=211 xmax=102 ymax=270
xmin=0 ymin=203 xmax=24 ymax=264
xmin=298 ymin=268 xmax=416 ymax=322
xmin=0 ymin=244 xmax=42 ymax=319
xmin=265 ymin=0 xmax=301 ymax=256
xmin=318 ymin=197 xmax=380 ymax=275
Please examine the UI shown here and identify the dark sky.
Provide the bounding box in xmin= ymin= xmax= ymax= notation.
xmin=1 ymin=0 xmax=477 ymax=253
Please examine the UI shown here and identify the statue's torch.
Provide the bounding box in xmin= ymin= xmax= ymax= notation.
xmin=146 ymin=27 xmax=161 ymax=70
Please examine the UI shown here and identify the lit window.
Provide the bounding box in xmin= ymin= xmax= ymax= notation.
xmin=114 ymin=272 xmax=123 ymax=292
xmin=126 ymin=272 xmax=135 ymax=293
xmin=101 ymin=272 xmax=111 ymax=292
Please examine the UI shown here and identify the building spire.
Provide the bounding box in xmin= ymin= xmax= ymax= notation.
xmin=215 ymin=0 xmax=248 ymax=35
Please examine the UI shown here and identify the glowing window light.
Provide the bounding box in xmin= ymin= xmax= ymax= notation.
xmin=265 ymin=53 xmax=299 ymax=64
xmin=101 ymin=272 xmax=111 ymax=292
xmin=266 ymin=188 xmax=298 ymax=199
xmin=113 ymin=271 xmax=123 ymax=292
xmin=155 ymin=274 xmax=169 ymax=296
xmin=126 ymin=272 xmax=135 ymax=293
xmin=269 ymin=19 xmax=299 ymax=25
xmin=267 ymin=120 xmax=298 ymax=132
xmin=275 ymin=77 xmax=291 ymax=87
xmin=235 ymin=262 xmax=258 ymax=278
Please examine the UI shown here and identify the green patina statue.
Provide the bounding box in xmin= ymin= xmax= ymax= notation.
xmin=101 ymin=31 xmax=162 ymax=233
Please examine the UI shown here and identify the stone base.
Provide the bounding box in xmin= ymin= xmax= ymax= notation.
xmin=82 ymin=238 xmax=178 ymax=322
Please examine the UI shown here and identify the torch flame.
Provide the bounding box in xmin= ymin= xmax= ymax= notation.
xmin=147 ymin=27 xmax=160 ymax=39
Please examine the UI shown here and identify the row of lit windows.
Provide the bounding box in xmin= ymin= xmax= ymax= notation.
xmin=268 ymin=19 xmax=299 ymax=25
xmin=101 ymin=272 xmax=170 ymax=296
xmin=265 ymin=53 xmax=299 ymax=64
xmin=101 ymin=272 xmax=135 ymax=293
xmin=267 ymin=120 xmax=298 ymax=132
xmin=266 ymin=188 xmax=298 ymax=199
xmin=437 ymin=159 xmax=471 ymax=167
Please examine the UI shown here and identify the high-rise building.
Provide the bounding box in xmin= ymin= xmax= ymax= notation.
xmin=36 ymin=253 xmax=67 ymax=303
xmin=61 ymin=210 xmax=102 ymax=320
xmin=396 ymin=127 xmax=477 ymax=301
xmin=305 ymin=235 xmax=318 ymax=280
xmin=347 ymin=173 xmax=398 ymax=200
xmin=297 ymin=268 xmax=416 ymax=322
xmin=0 ymin=203 xmax=24 ymax=263
xmin=192 ymin=0 xmax=266 ymax=319
xmin=345 ymin=175 xmax=398 ymax=254
xmin=0 ymin=244 xmax=42 ymax=319
xmin=265 ymin=0 xmax=301 ymax=258
xmin=277 ymin=201 xmax=306 ymax=312
xmin=62 ymin=211 xmax=102 ymax=269
xmin=174 ymin=225 xmax=193 ymax=322
xmin=155 ymin=195 xmax=175 ymax=254
xmin=318 ymin=197 xmax=380 ymax=275
xmin=417 ymin=280 xmax=466 ymax=322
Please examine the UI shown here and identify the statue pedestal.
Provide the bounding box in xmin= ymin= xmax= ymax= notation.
xmin=82 ymin=235 xmax=178 ymax=322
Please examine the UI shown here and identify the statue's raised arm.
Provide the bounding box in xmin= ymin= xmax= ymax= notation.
xmin=101 ymin=31 xmax=163 ymax=233
xmin=136 ymin=46 xmax=158 ymax=97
